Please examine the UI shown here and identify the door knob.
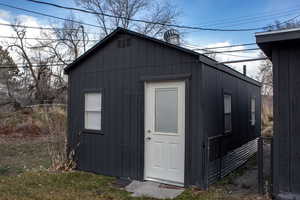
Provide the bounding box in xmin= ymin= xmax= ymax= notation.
xmin=145 ymin=136 xmax=151 ymax=140
xmin=147 ymin=130 xmax=151 ymax=133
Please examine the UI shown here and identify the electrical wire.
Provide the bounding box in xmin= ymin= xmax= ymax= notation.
xmin=200 ymin=7 xmax=300 ymax=27
xmin=191 ymin=43 xmax=257 ymax=51
xmin=220 ymin=57 xmax=268 ymax=64
xmin=0 ymin=3 xmax=114 ymax=30
xmin=0 ymin=22 xmax=74 ymax=31
xmin=202 ymin=48 xmax=260 ymax=54
xmin=0 ymin=63 xmax=70 ymax=68
xmin=25 ymin=0 xmax=300 ymax=32
xmin=193 ymin=4 xmax=300 ymax=26
xmin=0 ymin=23 xmax=101 ymax=36
xmin=0 ymin=35 xmax=99 ymax=42
xmin=217 ymin=12 xmax=300 ymax=29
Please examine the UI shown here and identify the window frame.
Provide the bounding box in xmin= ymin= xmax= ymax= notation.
xmin=250 ymin=97 xmax=256 ymax=126
xmin=223 ymin=91 xmax=232 ymax=134
xmin=82 ymin=89 xmax=103 ymax=134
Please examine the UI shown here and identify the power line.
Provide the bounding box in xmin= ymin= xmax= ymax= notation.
xmin=203 ymin=48 xmax=260 ymax=54
xmin=0 ymin=3 xmax=113 ymax=30
xmin=200 ymin=7 xmax=300 ymax=27
xmin=0 ymin=35 xmax=100 ymax=42
xmin=0 ymin=23 xmax=261 ymax=51
xmin=219 ymin=57 xmax=268 ymax=64
xmin=217 ymin=12 xmax=300 ymax=29
xmin=0 ymin=23 xmax=101 ymax=36
xmin=194 ymin=4 xmax=300 ymax=27
xmin=0 ymin=63 xmax=69 ymax=68
xmin=192 ymin=43 xmax=257 ymax=51
xmin=0 ymin=22 xmax=73 ymax=31
xmin=26 ymin=0 xmax=300 ymax=32
xmin=210 ymin=52 xmax=257 ymax=59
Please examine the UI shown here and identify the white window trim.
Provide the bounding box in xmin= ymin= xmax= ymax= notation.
xmin=84 ymin=92 xmax=102 ymax=131
xmin=251 ymin=97 xmax=256 ymax=126
xmin=224 ymin=94 xmax=232 ymax=133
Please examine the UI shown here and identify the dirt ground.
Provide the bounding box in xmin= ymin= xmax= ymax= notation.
xmin=216 ymin=143 xmax=271 ymax=199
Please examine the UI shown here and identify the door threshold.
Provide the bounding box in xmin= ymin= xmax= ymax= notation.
xmin=145 ymin=177 xmax=184 ymax=187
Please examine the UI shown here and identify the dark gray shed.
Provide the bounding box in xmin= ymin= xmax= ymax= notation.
xmin=65 ymin=27 xmax=261 ymax=188
xmin=256 ymin=28 xmax=300 ymax=199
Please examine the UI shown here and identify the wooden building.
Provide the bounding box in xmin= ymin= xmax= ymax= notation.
xmin=65 ymin=27 xmax=261 ymax=188
xmin=256 ymin=28 xmax=300 ymax=199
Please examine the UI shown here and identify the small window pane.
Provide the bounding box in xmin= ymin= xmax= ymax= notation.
xmin=224 ymin=114 xmax=232 ymax=132
xmin=251 ymin=113 xmax=256 ymax=126
xmin=251 ymin=98 xmax=255 ymax=112
xmin=251 ymin=98 xmax=256 ymax=126
xmin=85 ymin=93 xmax=101 ymax=111
xmin=224 ymin=95 xmax=231 ymax=114
xmin=155 ymin=88 xmax=178 ymax=133
xmin=224 ymin=94 xmax=232 ymax=133
xmin=85 ymin=92 xmax=102 ymax=130
xmin=85 ymin=111 xmax=101 ymax=130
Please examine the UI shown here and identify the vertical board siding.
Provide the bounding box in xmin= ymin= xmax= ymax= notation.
xmin=68 ymin=32 xmax=202 ymax=184
xmin=202 ymin=64 xmax=261 ymax=150
xmin=291 ymin=47 xmax=300 ymax=192
xmin=202 ymin=64 xmax=261 ymax=187
xmin=272 ymin=45 xmax=300 ymax=196
xmin=68 ymin=32 xmax=260 ymax=188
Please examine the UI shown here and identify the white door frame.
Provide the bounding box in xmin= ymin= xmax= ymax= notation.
xmin=144 ymin=80 xmax=185 ymax=186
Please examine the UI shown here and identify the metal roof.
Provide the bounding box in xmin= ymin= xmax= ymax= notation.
xmin=256 ymin=28 xmax=300 ymax=57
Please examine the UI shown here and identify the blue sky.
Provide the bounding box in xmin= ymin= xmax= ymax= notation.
xmin=0 ymin=0 xmax=299 ymax=45
xmin=0 ymin=0 xmax=299 ymax=77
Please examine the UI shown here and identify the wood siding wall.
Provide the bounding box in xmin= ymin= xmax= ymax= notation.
xmin=272 ymin=44 xmax=300 ymax=195
xmin=202 ymin=64 xmax=261 ymax=148
xmin=202 ymin=64 xmax=261 ymax=186
xmin=68 ymin=32 xmax=205 ymax=186
xmin=67 ymin=32 xmax=261 ymax=188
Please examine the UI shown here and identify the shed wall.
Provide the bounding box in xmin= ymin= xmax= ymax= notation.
xmin=202 ymin=64 xmax=261 ymax=184
xmin=202 ymin=64 xmax=261 ymax=148
xmin=67 ymin=31 xmax=261 ymax=188
xmin=272 ymin=45 xmax=300 ymax=196
xmin=67 ymin=33 xmax=205 ymax=186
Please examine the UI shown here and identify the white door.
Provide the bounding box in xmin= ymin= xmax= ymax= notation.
xmin=144 ymin=81 xmax=185 ymax=186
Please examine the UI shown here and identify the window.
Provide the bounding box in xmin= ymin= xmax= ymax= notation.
xmin=251 ymin=98 xmax=256 ymax=126
xmin=155 ymin=88 xmax=178 ymax=133
xmin=224 ymin=94 xmax=232 ymax=133
xmin=84 ymin=92 xmax=102 ymax=131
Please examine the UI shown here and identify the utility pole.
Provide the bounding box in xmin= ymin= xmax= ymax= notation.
xmin=80 ymin=25 xmax=86 ymax=52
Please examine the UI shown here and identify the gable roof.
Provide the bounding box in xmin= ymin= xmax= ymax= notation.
xmin=64 ymin=27 xmax=200 ymax=74
xmin=64 ymin=27 xmax=260 ymax=86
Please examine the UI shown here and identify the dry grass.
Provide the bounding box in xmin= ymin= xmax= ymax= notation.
xmin=0 ymin=137 xmax=51 ymax=176
xmin=0 ymin=170 xmax=271 ymax=200
xmin=39 ymin=107 xmax=76 ymax=171
xmin=0 ymin=106 xmax=271 ymax=200
xmin=261 ymin=105 xmax=273 ymax=137
xmin=0 ymin=106 xmax=75 ymax=173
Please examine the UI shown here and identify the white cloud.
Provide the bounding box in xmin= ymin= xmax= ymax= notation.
xmin=0 ymin=10 xmax=55 ymax=63
xmin=0 ymin=10 xmax=10 ymax=20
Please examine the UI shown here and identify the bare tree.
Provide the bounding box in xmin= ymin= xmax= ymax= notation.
xmin=75 ymin=0 xmax=180 ymax=37
xmin=0 ymin=45 xmax=21 ymax=109
xmin=41 ymin=14 xmax=90 ymax=62
xmin=38 ymin=14 xmax=91 ymax=103
xmin=257 ymin=54 xmax=273 ymax=96
xmin=265 ymin=20 xmax=300 ymax=31
xmin=2 ymin=15 xmax=89 ymax=106
xmin=4 ymin=21 xmax=62 ymax=104
xmin=258 ymin=20 xmax=300 ymax=95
